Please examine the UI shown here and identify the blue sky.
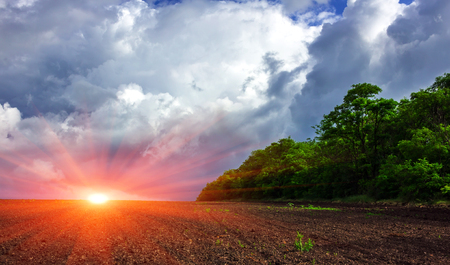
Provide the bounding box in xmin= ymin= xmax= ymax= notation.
xmin=150 ymin=0 xmax=413 ymax=17
xmin=329 ymin=0 xmax=347 ymax=15
xmin=0 ymin=0 xmax=449 ymax=201
xmin=399 ymin=0 xmax=414 ymax=5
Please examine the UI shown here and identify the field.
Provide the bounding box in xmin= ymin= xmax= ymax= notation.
xmin=0 ymin=200 xmax=449 ymax=264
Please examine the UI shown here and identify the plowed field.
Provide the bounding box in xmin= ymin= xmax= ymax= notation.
xmin=0 ymin=200 xmax=449 ymax=264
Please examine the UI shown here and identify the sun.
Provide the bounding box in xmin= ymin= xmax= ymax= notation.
xmin=88 ymin=193 xmax=109 ymax=204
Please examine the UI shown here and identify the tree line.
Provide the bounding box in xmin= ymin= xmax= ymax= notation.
xmin=197 ymin=74 xmax=450 ymax=202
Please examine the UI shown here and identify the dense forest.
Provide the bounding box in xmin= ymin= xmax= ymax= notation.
xmin=197 ymin=74 xmax=450 ymax=202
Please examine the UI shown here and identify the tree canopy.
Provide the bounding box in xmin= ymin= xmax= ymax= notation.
xmin=197 ymin=74 xmax=450 ymax=202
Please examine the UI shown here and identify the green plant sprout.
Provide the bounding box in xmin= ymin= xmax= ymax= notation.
xmin=215 ymin=239 xmax=222 ymax=245
xmin=287 ymin=202 xmax=294 ymax=210
xmin=294 ymin=231 xmax=314 ymax=252
xmin=238 ymin=240 xmax=245 ymax=248
xmin=299 ymin=204 xmax=341 ymax=211
xmin=205 ymin=208 xmax=211 ymax=213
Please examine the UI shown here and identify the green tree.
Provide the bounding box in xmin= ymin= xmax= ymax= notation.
xmin=315 ymin=83 xmax=397 ymax=182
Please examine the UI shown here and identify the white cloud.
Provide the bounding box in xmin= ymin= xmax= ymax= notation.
xmin=346 ymin=0 xmax=405 ymax=43
xmin=117 ymin=83 xmax=146 ymax=106
xmin=0 ymin=103 xmax=20 ymax=138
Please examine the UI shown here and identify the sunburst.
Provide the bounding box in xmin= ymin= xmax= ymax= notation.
xmin=88 ymin=194 xmax=109 ymax=204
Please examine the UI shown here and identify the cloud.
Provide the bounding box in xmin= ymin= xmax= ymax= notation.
xmin=280 ymin=0 xmax=330 ymax=14
xmin=0 ymin=103 xmax=21 ymax=139
xmin=0 ymin=0 xmax=325 ymax=200
xmin=14 ymin=159 xmax=65 ymax=181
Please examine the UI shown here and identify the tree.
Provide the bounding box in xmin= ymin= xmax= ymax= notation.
xmin=315 ymin=83 xmax=397 ymax=182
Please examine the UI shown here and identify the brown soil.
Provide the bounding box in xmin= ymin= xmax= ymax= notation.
xmin=0 ymin=200 xmax=449 ymax=264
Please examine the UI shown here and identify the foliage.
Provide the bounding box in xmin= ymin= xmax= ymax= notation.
xmin=196 ymin=74 xmax=450 ymax=202
xmin=298 ymin=204 xmax=341 ymax=211
xmin=294 ymin=232 xmax=314 ymax=252
xmin=377 ymin=157 xmax=449 ymax=201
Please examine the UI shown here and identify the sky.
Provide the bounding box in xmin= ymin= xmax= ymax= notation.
xmin=0 ymin=0 xmax=449 ymax=201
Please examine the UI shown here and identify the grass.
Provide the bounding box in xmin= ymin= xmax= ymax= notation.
xmin=432 ymin=200 xmax=450 ymax=206
xmin=365 ymin=212 xmax=384 ymax=218
xmin=298 ymin=204 xmax=341 ymax=211
xmin=275 ymin=203 xmax=342 ymax=211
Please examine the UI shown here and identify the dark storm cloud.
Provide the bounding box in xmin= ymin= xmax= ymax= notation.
xmin=0 ymin=0 xmax=121 ymax=116
xmin=289 ymin=13 xmax=370 ymax=140
xmin=379 ymin=0 xmax=450 ymax=99
xmin=263 ymin=52 xmax=284 ymax=75
xmin=262 ymin=52 xmax=307 ymax=98
xmin=387 ymin=1 xmax=448 ymax=45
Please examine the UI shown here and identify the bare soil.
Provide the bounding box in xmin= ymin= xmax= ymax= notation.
xmin=0 ymin=200 xmax=449 ymax=264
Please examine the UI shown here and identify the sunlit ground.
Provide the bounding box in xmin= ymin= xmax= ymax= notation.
xmin=88 ymin=194 xmax=109 ymax=204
